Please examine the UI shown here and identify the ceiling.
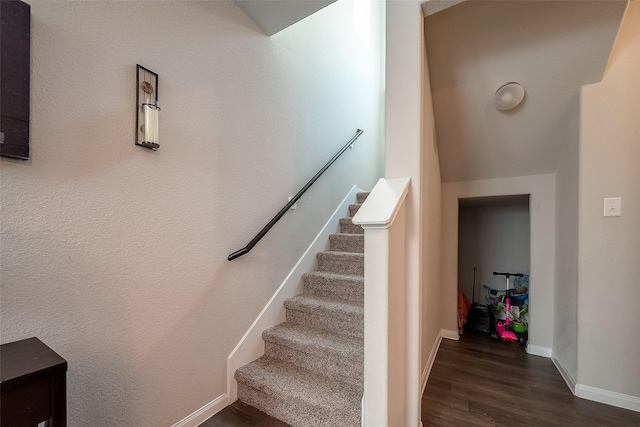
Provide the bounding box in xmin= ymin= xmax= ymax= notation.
xmin=233 ymin=0 xmax=336 ymax=36
xmin=424 ymin=0 xmax=628 ymax=183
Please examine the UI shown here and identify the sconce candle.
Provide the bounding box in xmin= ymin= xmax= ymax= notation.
xmin=143 ymin=103 xmax=159 ymax=145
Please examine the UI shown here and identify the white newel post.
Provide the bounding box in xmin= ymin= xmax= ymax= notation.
xmin=352 ymin=177 xmax=411 ymax=427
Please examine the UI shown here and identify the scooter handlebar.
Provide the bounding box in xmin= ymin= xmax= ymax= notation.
xmin=493 ymin=271 xmax=524 ymax=277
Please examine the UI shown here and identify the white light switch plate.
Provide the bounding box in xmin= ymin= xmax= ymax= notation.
xmin=604 ymin=197 xmax=622 ymax=217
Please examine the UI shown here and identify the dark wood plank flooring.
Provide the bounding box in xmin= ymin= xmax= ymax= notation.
xmin=422 ymin=330 xmax=640 ymax=426
xmin=201 ymin=331 xmax=640 ymax=426
xmin=199 ymin=400 xmax=289 ymax=427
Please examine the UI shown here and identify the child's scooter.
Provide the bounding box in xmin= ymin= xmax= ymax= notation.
xmin=491 ymin=271 xmax=524 ymax=343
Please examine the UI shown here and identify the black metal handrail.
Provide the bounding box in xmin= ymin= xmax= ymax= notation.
xmin=228 ymin=129 xmax=364 ymax=261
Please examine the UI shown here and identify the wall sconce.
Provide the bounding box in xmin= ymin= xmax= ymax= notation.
xmin=136 ymin=65 xmax=160 ymax=150
xmin=494 ymin=82 xmax=525 ymax=111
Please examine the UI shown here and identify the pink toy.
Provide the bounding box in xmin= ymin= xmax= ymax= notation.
xmin=492 ymin=271 xmax=524 ymax=343
xmin=495 ymin=319 xmax=518 ymax=342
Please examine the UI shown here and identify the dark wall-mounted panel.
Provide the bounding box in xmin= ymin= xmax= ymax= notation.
xmin=1 ymin=0 xmax=31 ymax=160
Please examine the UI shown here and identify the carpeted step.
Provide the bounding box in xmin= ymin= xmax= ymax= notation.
xmin=232 ymin=190 xmax=370 ymax=427
xmin=348 ymin=204 xmax=362 ymax=218
xmin=356 ymin=192 xmax=369 ymax=204
xmin=339 ymin=218 xmax=363 ymax=235
xmin=235 ymin=357 xmax=361 ymax=427
xmin=302 ymin=271 xmax=364 ymax=303
xmin=284 ymin=294 xmax=363 ymax=339
xmin=316 ymin=251 xmax=364 ymax=276
xmin=262 ymin=322 xmax=363 ymax=390
xmin=329 ymin=233 xmax=364 ymax=253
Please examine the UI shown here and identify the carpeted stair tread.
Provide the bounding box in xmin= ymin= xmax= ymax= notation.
xmin=235 ymin=357 xmax=361 ymax=427
xmin=262 ymin=323 xmax=364 ymax=389
xmin=263 ymin=322 xmax=363 ymax=363
xmin=316 ymin=251 xmax=364 ymax=276
xmin=348 ymin=204 xmax=362 ymax=218
xmin=285 ymin=294 xmax=363 ymax=338
xmin=329 ymin=233 xmax=364 ymax=253
xmin=302 ymin=271 xmax=364 ymax=302
xmin=285 ymin=294 xmax=363 ymax=314
xmin=339 ymin=218 xmax=364 ymax=234
xmin=356 ymin=192 xmax=369 ymax=204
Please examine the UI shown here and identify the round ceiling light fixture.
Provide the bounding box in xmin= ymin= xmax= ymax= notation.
xmin=494 ymin=82 xmax=525 ymax=111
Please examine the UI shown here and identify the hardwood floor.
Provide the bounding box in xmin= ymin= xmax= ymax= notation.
xmin=422 ymin=331 xmax=640 ymax=426
xmin=201 ymin=331 xmax=640 ymax=426
xmin=199 ymin=400 xmax=289 ymax=427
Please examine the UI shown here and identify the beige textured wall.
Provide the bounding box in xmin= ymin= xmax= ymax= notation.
xmin=0 ymin=1 xmax=384 ymax=425
xmin=578 ymin=1 xmax=640 ymax=398
xmin=385 ymin=1 xmax=434 ymax=425
xmin=421 ymin=17 xmax=443 ymax=381
xmin=553 ymin=93 xmax=580 ymax=383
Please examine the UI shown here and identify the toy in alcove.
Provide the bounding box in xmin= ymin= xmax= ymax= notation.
xmin=485 ymin=272 xmax=529 ymax=346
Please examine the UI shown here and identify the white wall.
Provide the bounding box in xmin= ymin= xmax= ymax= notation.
xmin=442 ymin=174 xmax=555 ymax=350
xmin=458 ymin=201 xmax=530 ymax=303
xmin=578 ymin=1 xmax=640 ymax=400
xmin=553 ymin=93 xmax=580 ymax=384
xmin=0 ymin=1 xmax=384 ymax=425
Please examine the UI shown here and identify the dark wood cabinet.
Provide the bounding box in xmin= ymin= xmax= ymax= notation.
xmin=0 ymin=0 xmax=31 ymax=160
xmin=1 ymin=338 xmax=68 ymax=427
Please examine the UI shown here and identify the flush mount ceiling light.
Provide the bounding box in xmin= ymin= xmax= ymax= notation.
xmin=494 ymin=82 xmax=525 ymax=111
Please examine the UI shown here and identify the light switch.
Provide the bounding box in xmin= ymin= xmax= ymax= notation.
xmin=604 ymin=197 xmax=622 ymax=217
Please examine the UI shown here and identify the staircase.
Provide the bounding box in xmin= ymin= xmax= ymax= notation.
xmin=234 ymin=191 xmax=369 ymax=427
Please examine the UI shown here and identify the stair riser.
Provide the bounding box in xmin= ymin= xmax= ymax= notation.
xmin=317 ymin=253 xmax=364 ymax=276
xmin=329 ymin=234 xmax=364 ymax=253
xmin=348 ymin=204 xmax=361 ymax=217
xmin=286 ymin=308 xmax=364 ymax=339
xmin=303 ymin=283 xmax=363 ymax=303
xmin=356 ymin=192 xmax=369 ymax=204
xmin=303 ymin=278 xmax=364 ymax=303
xmin=339 ymin=218 xmax=364 ymax=234
xmin=237 ymin=383 xmax=360 ymax=427
xmin=264 ymin=342 xmax=363 ymax=391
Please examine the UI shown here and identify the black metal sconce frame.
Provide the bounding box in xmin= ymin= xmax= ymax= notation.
xmin=135 ymin=64 xmax=160 ymax=150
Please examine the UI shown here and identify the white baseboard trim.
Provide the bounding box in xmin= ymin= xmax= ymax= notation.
xmin=575 ymin=384 xmax=640 ymax=413
xmin=526 ymin=344 xmax=552 ymax=358
xmin=440 ymin=329 xmax=460 ymax=341
xmin=551 ymin=352 xmax=576 ymax=394
xmin=171 ymin=394 xmax=228 ymax=427
xmin=421 ymin=330 xmax=444 ymax=394
xmin=550 ymin=352 xmax=640 ymax=413
xmin=226 ymin=185 xmax=361 ymax=403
